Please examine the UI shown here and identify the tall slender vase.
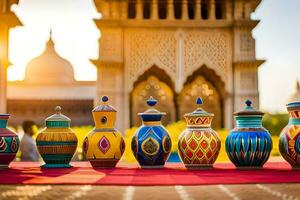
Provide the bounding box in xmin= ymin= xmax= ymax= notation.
xmin=279 ymin=101 xmax=300 ymax=168
xmin=0 ymin=114 xmax=19 ymax=168
xmin=225 ymin=100 xmax=272 ymax=168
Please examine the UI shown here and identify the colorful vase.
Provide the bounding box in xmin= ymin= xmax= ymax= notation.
xmin=131 ymin=96 xmax=172 ymax=168
xmin=84 ymin=96 xmax=125 ymax=168
xmin=279 ymin=101 xmax=300 ymax=168
xmin=0 ymin=114 xmax=19 ymax=168
xmin=225 ymin=100 xmax=272 ymax=168
xmin=36 ymin=106 xmax=78 ymax=168
xmin=178 ymin=97 xmax=221 ymax=169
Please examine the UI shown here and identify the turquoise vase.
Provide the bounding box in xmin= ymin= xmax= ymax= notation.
xmin=131 ymin=96 xmax=172 ymax=168
xmin=0 ymin=114 xmax=20 ymax=168
xmin=225 ymin=100 xmax=272 ymax=168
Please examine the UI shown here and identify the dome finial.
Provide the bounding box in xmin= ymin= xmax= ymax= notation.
xmin=102 ymin=96 xmax=109 ymax=103
xmin=245 ymin=99 xmax=252 ymax=107
xmin=147 ymin=96 xmax=157 ymax=107
xmin=297 ymin=79 xmax=300 ymax=91
xmin=55 ymin=106 xmax=62 ymax=114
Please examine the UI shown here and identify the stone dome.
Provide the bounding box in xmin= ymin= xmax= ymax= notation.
xmin=24 ymin=37 xmax=75 ymax=84
xmin=288 ymin=80 xmax=300 ymax=103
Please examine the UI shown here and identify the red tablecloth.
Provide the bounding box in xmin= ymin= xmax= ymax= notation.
xmin=0 ymin=162 xmax=299 ymax=185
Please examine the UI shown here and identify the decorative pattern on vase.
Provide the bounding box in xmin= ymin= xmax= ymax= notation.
xmin=131 ymin=96 xmax=172 ymax=168
xmin=0 ymin=114 xmax=20 ymax=167
xmin=84 ymin=96 xmax=125 ymax=168
xmin=36 ymin=106 xmax=78 ymax=168
xmin=225 ymin=100 xmax=272 ymax=168
xmin=178 ymin=97 xmax=221 ymax=168
xmin=279 ymin=102 xmax=300 ymax=168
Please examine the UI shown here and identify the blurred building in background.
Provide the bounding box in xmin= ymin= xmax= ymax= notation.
xmin=7 ymin=36 xmax=95 ymax=126
xmin=93 ymin=0 xmax=263 ymax=131
xmin=288 ymin=80 xmax=300 ymax=103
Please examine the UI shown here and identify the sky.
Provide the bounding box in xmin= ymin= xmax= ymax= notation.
xmin=6 ymin=0 xmax=300 ymax=113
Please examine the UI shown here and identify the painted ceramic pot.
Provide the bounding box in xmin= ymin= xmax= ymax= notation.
xmin=226 ymin=100 xmax=272 ymax=168
xmin=279 ymin=101 xmax=300 ymax=168
xmin=84 ymin=96 xmax=125 ymax=168
xmin=178 ymin=97 xmax=221 ymax=169
xmin=36 ymin=106 xmax=78 ymax=168
xmin=0 ymin=114 xmax=19 ymax=168
xmin=131 ymin=96 xmax=172 ymax=168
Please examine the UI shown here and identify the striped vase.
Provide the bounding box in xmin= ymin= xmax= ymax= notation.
xmin=36 ymin=106 xmax=78 ymax=168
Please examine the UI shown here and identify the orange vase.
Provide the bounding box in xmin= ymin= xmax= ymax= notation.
xmin=178 ymin=97 xmax=221 ymax=169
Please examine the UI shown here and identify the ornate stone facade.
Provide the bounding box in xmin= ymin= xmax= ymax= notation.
xmin=93 ymin=0 xmax=264 ymax=132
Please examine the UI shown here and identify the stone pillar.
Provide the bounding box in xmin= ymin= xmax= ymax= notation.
xmin=208 ymin=0 xmax=216 ymax=20
xmin=194 ymin=0 xmax=202 ymax=20
xmin=151 ymin=0 xmax=159 ymax=20
xmin=244 ymin=1 xmax=252 ymax=19
xmin=120 ymin=0 xmax=128 ymax=19
xmin=135 ymin=0 xmax=143 ymax=19
xmin=111 ymin=1 xmax=120 ymax=19
xmin=0 ymin=0 xmax=21 ymax=114
xmin=181 ymin=0 xmax=189 ymax=20
xmin=225 ymin=0 xmax=232 ymax=20
xmin=94 ymin=61 xmax=127 ymax=132
xmin=234 ymin=0 xmax=242 ymax=19
xmin=167 ymin=0 xmax=174 ymax=20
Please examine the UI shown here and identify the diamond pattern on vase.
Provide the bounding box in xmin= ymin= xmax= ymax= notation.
xmin=162 ymin=136 xmax=172 ymax=154
xmin=200 ymin=140 xmax=208 ymax=150
xmin=83 ymin=137 xmax=89 ymax=155
xmin=181 ymin=139 xmax=187 ymax=149
xmin=141 ymin=137 xmax=159 ymax=158
xmin=98 ymin=136 xmax=110 ymax=154
xmin=189 ymin=139 xmax=198 ymax=150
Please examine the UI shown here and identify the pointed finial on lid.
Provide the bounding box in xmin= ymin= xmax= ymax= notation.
xmin=196 ymin=97 xmax=203 ymax=106
xmin=147 ymin=96 xmax=157 ymax=107
xmin=55 ymin=106 xmax=62 ymax=114
xmin=245 ymin=99 xmax=252 ymax=107
xmin=296 ymin=79 xmax=300 ymax=91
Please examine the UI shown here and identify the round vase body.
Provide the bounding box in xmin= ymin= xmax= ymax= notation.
xmin=131 ymin=97 xmax=172 ymax=168
xmin=178 ymin=97 xmax=221 ymax=168
xmin=132 ymin=124 xmax=172 ymax=168
xmin=84 ymin=96 xmax=125 ymax=168
xmin=36 ymin=107 xmax=78 ymax=168
xmin=0 ymin=115 xmax=20 ymax=168
xmin=225 ymin=100 xmax=272 ymax=168
xmin=279 ymin=102 xmax=300 ymax=168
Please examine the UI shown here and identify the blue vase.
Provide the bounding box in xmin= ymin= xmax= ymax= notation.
xmin=225 ymin=100 xmax=272 ymax=168
xmin=131 ymin=96 xmax=172 ymax=168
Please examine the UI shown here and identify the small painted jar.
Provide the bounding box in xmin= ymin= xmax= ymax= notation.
xmin=178 ymin=97 xmax=221 ymax=169
xmin=279 ymin=101 xmax=300 ymax=168
xmin=36 ymin=106 xmax=78 ymax=168
xmin=0 ymin=114 xmax=19 ymax=168
xmin=226 ymin=100 xmax=272 ymax=168
xmin=131 ymin=96 xmax=172 ymax=168
xmin=84 ymin=96 xmax=125 ymax=168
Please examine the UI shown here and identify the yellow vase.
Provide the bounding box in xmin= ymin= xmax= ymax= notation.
xmin=83 ymin=96 xmax=125 ymax=168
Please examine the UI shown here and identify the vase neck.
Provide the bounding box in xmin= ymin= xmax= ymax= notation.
xmin=142 ymin=121 xmax=161 ymax=126
xmin=0 ymin=119 xmax=8 ymax=129
xmin=235 ymin=116 xmax=262 ymax=128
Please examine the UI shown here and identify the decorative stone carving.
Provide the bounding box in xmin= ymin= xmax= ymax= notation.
xmin=100 ymin=28 xmax=123 ymax=62
xmin=183 ymin=30 xmax=231 ymax=83
xmin=125 ymin=29 xmax=177 ymax=90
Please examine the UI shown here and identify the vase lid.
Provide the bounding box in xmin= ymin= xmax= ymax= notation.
xmin=234 ymin=100 xmax=264 ymax=116
xmin=93 ymin=96 xmax=116 ymax=112
xmin=286 ymin=101 xmax=300 ymax=111
xmin=184 ymin=97 xmax=214 ymax=117
xmin=138 ymin=96 xmax=165 ymax=121
xmin=45 ymin=106 xmax=71 ymax=127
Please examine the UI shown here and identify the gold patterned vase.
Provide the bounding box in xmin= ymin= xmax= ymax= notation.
xmin=83 ymin=96 xmax=125 ymax=168
xmin=36 ymin=106 xmax=78 ymax=168
xmin=178 ymin=97 xmax=221 ymax=169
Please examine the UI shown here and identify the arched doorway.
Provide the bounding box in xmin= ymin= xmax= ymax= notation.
xmin=179 ymin=66 xmax=225 ymax=129
xmin=130 ymin=66 xmax=176 ymax=126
